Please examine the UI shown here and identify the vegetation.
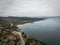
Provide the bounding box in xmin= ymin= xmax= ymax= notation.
xmin=21 ymin=32 xmax=45 ymax=45
xmin=0 ymin=18 xmax=21 ymax=45
xmin=0 ymin=16 xmax=46 ymax=45
xmin=0 ymin=30 xmax=21 ymax=45
xmin=0 ymin=16 xmax=46 ymax=25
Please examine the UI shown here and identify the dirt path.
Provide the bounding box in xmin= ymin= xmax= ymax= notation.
xmin=17 ymin=32 xmax=25 ymax=45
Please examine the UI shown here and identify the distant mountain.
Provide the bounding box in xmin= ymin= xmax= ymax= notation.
xmin=31 ymin=16 xmax=60 ymax=18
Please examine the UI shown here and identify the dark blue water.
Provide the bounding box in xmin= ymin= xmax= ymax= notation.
xmin=19 ymin=18 xmax=60 ymax=45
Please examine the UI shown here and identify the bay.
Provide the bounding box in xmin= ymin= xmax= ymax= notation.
xmin=18 ymin=18 xmax=60 ymax=45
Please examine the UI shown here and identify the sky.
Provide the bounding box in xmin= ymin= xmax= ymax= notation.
xmin=0 ymin=0 xmax=60 ymax=17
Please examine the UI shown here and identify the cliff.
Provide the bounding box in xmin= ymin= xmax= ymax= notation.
xmin=0 ymin=17 xmax=46 ymax=45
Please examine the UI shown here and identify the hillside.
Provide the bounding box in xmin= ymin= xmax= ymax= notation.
xmin=0 ymin=17 xmax=46 ymax=45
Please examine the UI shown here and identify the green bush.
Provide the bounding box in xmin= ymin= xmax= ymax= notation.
xmin=14 ymin=37 xmax=20 ymax=42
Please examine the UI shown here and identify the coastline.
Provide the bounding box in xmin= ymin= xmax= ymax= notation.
xmin=17 ymin=23 xmax=45 ymax=45
xmin=0 ymin=17 xmax=46 ymax=45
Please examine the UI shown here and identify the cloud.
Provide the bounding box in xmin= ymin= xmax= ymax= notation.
xmin=0 ymin=0 xmax=14 ymax=16
xmin=0 ymin=0 xmax=60 ymax=17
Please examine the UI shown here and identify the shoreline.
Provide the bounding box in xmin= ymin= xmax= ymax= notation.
xmin=0 ymin=17 xmax=46 ymax=45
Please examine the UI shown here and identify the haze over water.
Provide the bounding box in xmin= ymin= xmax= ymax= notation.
xmin=19 ymin=17 xmax=60 ymax=45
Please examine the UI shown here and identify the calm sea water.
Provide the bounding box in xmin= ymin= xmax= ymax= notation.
xmin=18 ymin=18 xmax=60 ymax=45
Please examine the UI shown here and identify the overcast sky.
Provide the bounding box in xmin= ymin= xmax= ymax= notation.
xmin=0 ymin=0 xmax=60 ymax=17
